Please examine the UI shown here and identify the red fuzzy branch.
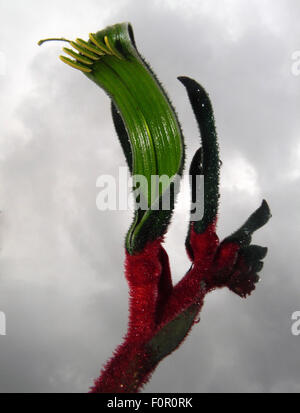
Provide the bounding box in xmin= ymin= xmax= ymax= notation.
xmin=90 ymin=214 xmax=267 ymax=393
xmin=124 ymin=238 xmax=163 ymax=342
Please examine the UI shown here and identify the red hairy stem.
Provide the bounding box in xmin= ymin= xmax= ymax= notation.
xmin=91 ymin=215 xmax=266 ymax=393
xmin=90 ymin=225 xmax=217 ymax=393
xmin=159 ymin=223 xmax=219 ymax=325
xmin=124 ymin=238 xmax=166 ymax=341
xmin=90 ymin=340 xmax=157 ymax=393
xmin=90 ymin=239 xmax=173 ymax=393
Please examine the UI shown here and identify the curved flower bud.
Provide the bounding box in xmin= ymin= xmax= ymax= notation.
xmin=39 ymin=23 xmax=184 ymax=254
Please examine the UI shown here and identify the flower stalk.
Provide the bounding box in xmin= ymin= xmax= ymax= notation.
xmin=39 ymin=22 xmax=271 ymax=393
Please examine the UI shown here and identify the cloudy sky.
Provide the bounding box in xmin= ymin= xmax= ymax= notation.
xmin=0 ymin=0 xmax=299 ymax=393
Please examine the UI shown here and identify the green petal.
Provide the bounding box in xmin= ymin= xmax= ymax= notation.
xmin=61 ymin=23 xmax=184 ymax=253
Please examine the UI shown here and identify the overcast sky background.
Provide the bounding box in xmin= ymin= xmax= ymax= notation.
xmin=0 ymin=0 xmax=299 ymax=393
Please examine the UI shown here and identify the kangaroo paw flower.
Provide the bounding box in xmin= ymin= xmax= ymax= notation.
xmin=40 ymin=23 xmax=271 ymax=393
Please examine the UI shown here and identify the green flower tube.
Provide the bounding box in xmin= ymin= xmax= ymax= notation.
xmin=39 ymin=23 xmax=184 ymax=254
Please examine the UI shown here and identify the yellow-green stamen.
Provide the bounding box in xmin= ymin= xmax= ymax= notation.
xmin=63 ymin=47 xmax=94 ymax=65
xmin=75 ymin=38 xmax=105 ymax=56
xmin=59 ymin=56 xmax=92 ymax=73
xmin=104 ymin=35 xmax=123 ymax=59
xmin=89 ymin=33 xmax=112 ymax=55
xmin=70 ymin=42 xmax=99 ymax=60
